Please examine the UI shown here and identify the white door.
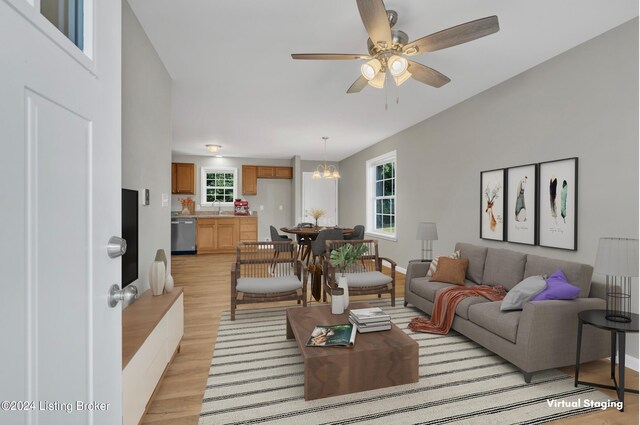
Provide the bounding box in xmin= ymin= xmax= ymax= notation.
xmin=302 ymin=172 xmax=338 ymax=226
xmin=0 ymin=1 xmax=122 ymax=424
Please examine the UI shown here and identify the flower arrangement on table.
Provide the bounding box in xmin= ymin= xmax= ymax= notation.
xmin=309 ymin=208 xmax=325 ymax=227
xmin=178 ymin=197 xmax=195 ymax=215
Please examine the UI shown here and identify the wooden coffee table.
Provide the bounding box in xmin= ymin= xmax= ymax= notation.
xmin=286 ymin=302 xmax=419 ymax=400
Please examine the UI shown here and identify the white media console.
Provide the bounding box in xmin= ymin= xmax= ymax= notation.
xmin=122 ymin=288 xmax=184 ymax=425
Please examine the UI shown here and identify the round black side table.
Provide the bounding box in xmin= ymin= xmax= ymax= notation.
xmin=574 ymin=309 xmax=639 ymax=412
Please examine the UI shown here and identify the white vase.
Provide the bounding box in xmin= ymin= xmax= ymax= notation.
xmin=331 ymin=294 xmax=344 ymax=314
xmin=149 ymin=261 xmax=165 ymax=296
xmin=338 ymin=275 xmax=349 ymax=308
xmin=165 ymin=274 xmax=174 ymax=293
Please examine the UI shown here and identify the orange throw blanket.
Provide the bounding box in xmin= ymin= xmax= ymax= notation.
xmin=408 ymin=285 xmax=507 ymax=334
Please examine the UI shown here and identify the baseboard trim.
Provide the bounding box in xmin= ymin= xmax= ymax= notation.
xmin=380 ymin=260 xmax=406 ymax=275
xmin=607 ymin=354 xmax=639 ymax=372
xmin=625 ymin=354 xmax=639 ymax=372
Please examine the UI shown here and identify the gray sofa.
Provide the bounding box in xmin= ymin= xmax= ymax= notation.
xmin=404 ymin=242 xmax=609 ymax=382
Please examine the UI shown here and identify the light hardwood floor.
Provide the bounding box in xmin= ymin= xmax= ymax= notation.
xmin=141 ymin=253 xmax=638 ymax=424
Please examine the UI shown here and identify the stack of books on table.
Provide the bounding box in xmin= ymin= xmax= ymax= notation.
xmin=348 ymin=307 xmax=391 ymax=333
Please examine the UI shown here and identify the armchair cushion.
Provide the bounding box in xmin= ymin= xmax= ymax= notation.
xmin=343 ymin=271 xmax=392 ymax=288
xmin=236 ymin=276 xmax=302 ymax=294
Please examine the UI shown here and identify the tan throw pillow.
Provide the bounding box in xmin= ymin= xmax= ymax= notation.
xmin=427 ymin=250 xmax=460 ymax=277
xmin=431 ymin=257 xmax=469 ymax=285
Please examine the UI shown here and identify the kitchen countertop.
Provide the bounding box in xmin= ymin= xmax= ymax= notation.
xmin=171 ymin=211 xmax=257 ymax=219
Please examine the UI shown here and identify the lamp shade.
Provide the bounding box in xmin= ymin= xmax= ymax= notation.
xmin=595 ymin=237 xmax=639 ymax=277
xmin=416 ymin=222 xmax=438 ymax=241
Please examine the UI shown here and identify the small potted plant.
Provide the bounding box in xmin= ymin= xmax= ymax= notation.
xmin=309 ymin=208 xmax=325 ymax=227
xmin=329 ymin=243 xmax=368 ymax=308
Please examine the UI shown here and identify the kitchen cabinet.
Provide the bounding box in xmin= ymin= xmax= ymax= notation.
xmin=239 ymin=217 xmax=258 ymax=242
xmin=196 ymin=218 xmax=217 ymax=252
xmin=196 ymin=217 xmax=258 ymax=253
xmin=242 ymin=165 xmax=293 ymax=195
xmin=172 ymin=163 xmax=195 ymax=194
xmin=216 ymin=222 xmax=237 ymax=251
xmin=242 ymin=165 xmax=257 ymax=195
xmin=257 ymin=166 xmax=275 ymax=178
xmin=274 ymin=167 xmax=293 ymax=179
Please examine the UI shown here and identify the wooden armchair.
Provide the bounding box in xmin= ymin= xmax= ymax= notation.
xmin=323 ymin=239 xmax=396 ymax=306
xmin=231 ymin=241 xmax=307 ymax=320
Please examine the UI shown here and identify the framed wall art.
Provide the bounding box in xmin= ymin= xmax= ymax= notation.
xmin=538 ymin=157 xmax=578 ymax=250
xmin=480 ymin=168 xmax=505 ymax=241
xmin=506 ymin=163 xmax=537 ymax=245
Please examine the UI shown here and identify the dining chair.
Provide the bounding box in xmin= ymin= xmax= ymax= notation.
xmin=309 ymin=229 xmax=344 ymax=301
xmin=270 ymin=225 xmax=292 ymax=272
xmin=344 ymin=224 xmax=365 ymax=240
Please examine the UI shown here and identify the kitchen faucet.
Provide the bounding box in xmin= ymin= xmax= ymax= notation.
xmin=216 ymin=199 xmax=222 ymax=214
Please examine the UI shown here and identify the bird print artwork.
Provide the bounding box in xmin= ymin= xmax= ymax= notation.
xmin=561 ymin=180 xmax=568 ymax=223
xmin=515 ymin=176 xmax=527 ymax=222
xmin=549 ymin=176 xmax=558 ymax=223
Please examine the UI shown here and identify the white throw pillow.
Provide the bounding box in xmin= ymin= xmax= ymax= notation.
xmin=500 ymin=275 xmax=547 ymax=311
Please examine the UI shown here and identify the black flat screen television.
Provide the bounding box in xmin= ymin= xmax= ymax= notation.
xmin=122 ymin=189 xmax=139 ymax=287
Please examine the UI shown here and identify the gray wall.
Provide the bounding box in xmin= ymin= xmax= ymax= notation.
xmin=171 ymin=155 xmax=294 ymax=241
xmin=122 ymin=0 xmax=172 ymax=292
xmin=339 ymin=20 xmax=639 ymax=358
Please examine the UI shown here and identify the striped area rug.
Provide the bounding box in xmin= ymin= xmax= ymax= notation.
xmin=200 ymin=300 xmax=612 ymax=424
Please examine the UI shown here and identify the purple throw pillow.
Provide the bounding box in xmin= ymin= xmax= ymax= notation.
xmin=531 ymin=269 xmax=580 ymax=301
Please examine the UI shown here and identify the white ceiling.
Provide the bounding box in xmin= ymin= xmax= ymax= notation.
xmin=128 ymin=0 xmax=638 ymax=161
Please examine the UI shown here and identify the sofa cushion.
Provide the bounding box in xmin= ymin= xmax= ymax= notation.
xmin=455 ymin=243 xmax=488 ymax=284
xmin=468 ymin=301 xmax=521 ymax=343
xmin=524 ymin=254 xmax=593 ymax=298
xmin=427 ymin=251 xmax=460 ymax=277
xmin=501 ymin=275 xmax=547 ymax=311
xmin=431 ymin=257 xmax=469 ymax=285
xmin=236 ymin=276 xmax=302 ymax=294
xmin=455 ymin=296 xmax=491 ymax=320
xmin=410 ymin=278 xmax=455 ymax=302
xmin=482 ymin=248 xmax=527 ymax=291
xmin=531 ymin=269 xmax=580 ymax=301
xmin=343 ymin=271 xmax=392 ymax=288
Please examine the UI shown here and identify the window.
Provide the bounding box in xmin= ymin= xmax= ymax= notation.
xmin=366 ymin=151 xmax=397 ymax=240
xmin=41 ymin=0 xmax=84 ymax=50
xmin=200 ymin=167 xmax=237 ymax=205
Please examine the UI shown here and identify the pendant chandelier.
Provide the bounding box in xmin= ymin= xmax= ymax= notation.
xmin=312 ymin=137 xmax=341 ymax=179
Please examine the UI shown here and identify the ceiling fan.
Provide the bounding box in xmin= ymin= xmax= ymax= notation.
xmin=291 ymin=0 xmax=499 ymax=93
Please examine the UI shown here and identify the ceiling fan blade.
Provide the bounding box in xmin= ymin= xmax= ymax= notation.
xmin=291 ymin=53 xmax=370 ymax=60
xmin=347 ymin=75 xmax=368 ymax=94
xmin=407 ymin=61 xmax=450 ymax=88
xmin=403 ymin=15 xmax=499 ymax=55
xmin=356 ymin=0 xmax=392 ymax=49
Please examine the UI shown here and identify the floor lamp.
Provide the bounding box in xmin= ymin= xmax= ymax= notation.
xmin=595 ymin=237 xmax=639 ymax=323
xmin=417 ymin=222 xmax=438 ymax=261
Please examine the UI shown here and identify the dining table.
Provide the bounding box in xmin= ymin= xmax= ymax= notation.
xmin=279 ymin=226 xmax=353 ymax=302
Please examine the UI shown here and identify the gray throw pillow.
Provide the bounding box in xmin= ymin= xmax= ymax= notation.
xmin=500 ymin=275 xmax=547 ymax=311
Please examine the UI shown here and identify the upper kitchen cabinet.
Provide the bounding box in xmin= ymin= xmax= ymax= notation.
xmin=242 ymin=165 xmax=257 ymax=195
xmin=242 ymin=165 xmax=293 ymax=195
xmin=172 ymin=163 xmax=196 ymax=194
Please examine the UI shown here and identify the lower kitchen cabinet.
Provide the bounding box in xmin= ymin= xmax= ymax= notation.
xmin=196 ymin=217 xmax=258 ymax=253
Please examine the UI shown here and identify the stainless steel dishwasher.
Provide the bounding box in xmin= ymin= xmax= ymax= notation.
xmin=171 ymin=217 xmax=197 ymax=254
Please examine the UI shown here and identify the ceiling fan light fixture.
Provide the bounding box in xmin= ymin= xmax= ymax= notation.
xmin=368 ymin=71 xmax=386 ymax=89
xmin=388 ymin=55 xmax=408 ymax=77
xmin=361 ymin=59 xmax=382 ymax=80
xmin=394 ymin=70 xmax=412 ymax=86
xmin=404 ymin=46 xmax=418 ymax=56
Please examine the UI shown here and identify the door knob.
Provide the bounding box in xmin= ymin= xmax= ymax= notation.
xmin=107 ymin=236 xmax=127 ymax=258
xmin=108 ymin=284 xmax=138 ymax=308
